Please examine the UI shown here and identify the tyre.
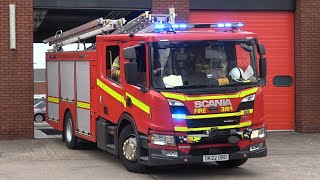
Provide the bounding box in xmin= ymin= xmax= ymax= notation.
xmin=216 ymin=159 xmax=248 ymax=168
xmin=64 ymin=111 xmax=79 ymax=149
xmin=34 ymin=114 xmax=44 ymax=123
xmin=119 ymin=125 xmax=147 ymax=173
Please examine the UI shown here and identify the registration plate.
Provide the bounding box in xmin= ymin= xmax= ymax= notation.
xmin=203 ymin=154 xmax=229 ymax=162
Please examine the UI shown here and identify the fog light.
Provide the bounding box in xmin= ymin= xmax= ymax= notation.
xmin=250 ymin=143 xmax=264 ymax=151
xmin=161 ymin=150 xmax=178 ymax=157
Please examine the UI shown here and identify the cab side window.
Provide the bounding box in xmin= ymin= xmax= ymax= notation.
xmin=106 ymin=46 xmax=120 ymax=83
xmin=136 ymin=46 xmax=147 ymax=86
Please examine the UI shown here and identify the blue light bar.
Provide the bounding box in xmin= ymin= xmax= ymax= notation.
xmin=179 ymin=24 xmax=188 ymax=28
xmin=217 ymin=23 xmax=225 ymax=28
xmin=171 ymin=24 xmax=179 ymax=29
xmin=155 ymin=24 xmax=165 ymax=29
xmin=224 ymin=23 xmax=232 ymax=27
xmin=238 ymin=23 xmax=244 ymax=27
xmin=153 ymin=22 xmax=244 ymax=32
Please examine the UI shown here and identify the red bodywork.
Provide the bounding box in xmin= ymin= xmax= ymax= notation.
xmin=46 ymin=31 xmax=266 ymax=154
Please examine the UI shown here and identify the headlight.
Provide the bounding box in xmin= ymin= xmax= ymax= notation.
xmin=167 ymin=99 xmax=185 ymax=106
xmin=241 ymin=94 xmax=255 ymax=102
xmin=150 ymin=133 xmax=176 ymax=146
xmin=250 ymin=127 xmax=266 ymax=140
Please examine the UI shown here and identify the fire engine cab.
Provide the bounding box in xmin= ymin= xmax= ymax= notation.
xmin=45 ymin=9 xmax=267 ymax=172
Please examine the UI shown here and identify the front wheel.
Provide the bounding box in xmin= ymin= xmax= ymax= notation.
xmin=64 ymin=111 xmax=79 ymax=149
xmin=216 ymin=159 xmax=248 ymax=168
xmin=119 ymin=125 xmax=147 ymax=173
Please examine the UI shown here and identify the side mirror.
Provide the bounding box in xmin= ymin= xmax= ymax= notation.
xmin=259 ymin=57 xmax=267 ymax=79
xmin=123 ymin=47 xmax=137 ymax=61
xmin=124 ymin=62 xmax=138 ymax=85
xmin=257 ymin=44 xmax=266 ymax=56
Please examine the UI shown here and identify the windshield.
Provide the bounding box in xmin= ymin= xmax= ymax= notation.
xmin=150 ymin=40 xmax=258 ymax=90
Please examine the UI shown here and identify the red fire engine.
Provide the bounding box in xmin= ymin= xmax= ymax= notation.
xmin=45 ymin=9 xmax=267 ymax=172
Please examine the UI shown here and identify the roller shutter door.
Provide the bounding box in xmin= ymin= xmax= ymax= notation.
xmin=190 ymin=11 xmax=295 ymax=130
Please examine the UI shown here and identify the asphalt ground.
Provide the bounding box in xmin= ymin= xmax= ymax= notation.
xmin=0 ymin=132 xmax=319 ymax=180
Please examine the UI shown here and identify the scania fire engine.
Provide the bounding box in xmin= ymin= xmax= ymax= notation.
xmin=45 ymin=9 xmax=267 ymax=173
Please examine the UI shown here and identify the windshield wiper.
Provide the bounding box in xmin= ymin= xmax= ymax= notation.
xmin=220 ymin=81 xmax=258 ymax=87
xmin=169 ymin=85 xmax=211 ymax=89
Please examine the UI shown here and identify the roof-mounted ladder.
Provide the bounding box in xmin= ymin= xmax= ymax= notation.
xmin=44 ymin=8 xmax=177 ymax=52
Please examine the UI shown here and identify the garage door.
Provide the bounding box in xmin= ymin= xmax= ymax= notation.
xmin=190 ymin=11 xmax=295 ymax=130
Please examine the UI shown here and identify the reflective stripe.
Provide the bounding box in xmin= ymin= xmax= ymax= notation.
xmin=161 ymin=87 xmax=259 ymax=101
xmin=112 ymin=64 xmax=120 ymax=68
xmin=96 ymin=79 xmax=150 ymax=113
xmin=47 ymin=118 xmax=59 ymax=122
xmin=239 ymin=87 xmax=259 ymax=98
xmin=174 ymin=121 xmax=252 ymax=132
xmin=77 ymin=101 xmax=90 ymax=109
xmin=161 ymin=92 xmax=186 ymax=101
xmin=126 ymin=93 xmax=150 ymax=114
xmin=96 ymin=79 xmax=126 ymax=107
xmin=186 ymin=109 xmax=253 ymax=119
xmin=48 ymin=96 xmax=59 ymax=103
xmin=76 ymin=131 xmax=91 ymax=137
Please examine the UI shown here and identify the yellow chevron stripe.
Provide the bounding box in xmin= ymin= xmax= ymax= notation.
xmin=48 ymin=96 xmax=59 ymax=103
xmin=126 ymin=93 xmax=150 ymax=114
xmin=77 ymin=102 xmax=90 ymax=109
xmin=174 ymin=121 xmax=252 ymax=132
xmin=186 ymin=109 xmax=253 ymax=119
xmin=161 ymin=87 xmax=259 ymax=101
xmin=96 ymin=79 xmax=126 ymax=107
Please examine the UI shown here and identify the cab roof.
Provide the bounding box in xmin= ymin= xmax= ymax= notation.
xmin=97 ymin=30 xmax=257 ymax=42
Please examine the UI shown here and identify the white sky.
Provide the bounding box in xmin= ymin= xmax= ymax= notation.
xmin=33 ymin=43 xmax=91 ymax=69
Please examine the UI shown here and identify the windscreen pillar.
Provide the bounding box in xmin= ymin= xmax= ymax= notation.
xmin=0 ymin=0 xmax=34 ymax=139
xmin=295 ymin=0 xmax=320 ymax=132
xmin=152 ymin=0 xmax=190 ymax=23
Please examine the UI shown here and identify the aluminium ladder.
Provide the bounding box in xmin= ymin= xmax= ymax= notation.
xmin=43 ymin=8 xmax=176 ymax=52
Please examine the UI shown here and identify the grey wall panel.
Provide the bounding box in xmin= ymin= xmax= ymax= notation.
xmin=48 ymin=102 xmax=59 ymax=121
xmin=47 ymin=61 xmax=59 ymax=97
xmin=76 ymin=61 xmax=90 ymax=102
xmin=77 ymin=108 xmax=90 ymax=133
xmin=60 ymin=61 xmax=74 ymax=101
xmin=34 ymin=0 xmax=151 ymax=10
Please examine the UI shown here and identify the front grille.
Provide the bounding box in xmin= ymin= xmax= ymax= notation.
xmin=186 ymin=116 xmax=240 ymax=128
xmin=189 ymin=146 xmax=240 ymax=156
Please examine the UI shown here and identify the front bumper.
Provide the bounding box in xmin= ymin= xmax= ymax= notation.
xmin=139 ymin=136 xmax=267 ymax=166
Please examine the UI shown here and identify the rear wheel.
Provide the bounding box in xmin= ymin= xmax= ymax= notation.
xmin=216 ymin=159 xmax=248 ymax=168
xmin=119 ymin=125 xmax=147 ymax=173
xmin=64 ymin=111 xmax=79 ymax=149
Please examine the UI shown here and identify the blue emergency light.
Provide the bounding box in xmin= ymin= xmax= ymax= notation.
xmin=154 ymin=22 xmax=244 ymax=31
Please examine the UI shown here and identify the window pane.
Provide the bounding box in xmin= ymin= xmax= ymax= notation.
xmin=136 ymin=46 xmax=147 ymax=86
xmin=273 ymin=76 xmax=293 ymax=87
xmin=106 ymin=46 xmax=120 ymax=83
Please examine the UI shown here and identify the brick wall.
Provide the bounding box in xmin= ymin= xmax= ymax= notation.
xmin=295 ymin=0 xmax=320 ymax=132
xmin=152 ymin=0 xmax=190 ymax=23
xmin=0 ymin=0 xmax=34 ymax=139
xmin=34 ymin=82 xmax=46 ymax=94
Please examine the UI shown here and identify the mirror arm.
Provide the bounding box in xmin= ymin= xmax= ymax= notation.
xmin=140 ymin=86 xmax=148 ymax=93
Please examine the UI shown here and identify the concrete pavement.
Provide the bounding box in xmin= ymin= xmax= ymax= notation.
xmin=0 ymin=132 xmax=319 ymax=180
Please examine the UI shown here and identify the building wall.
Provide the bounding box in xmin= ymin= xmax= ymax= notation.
xmin=295 ymin=0 xmax=320 ymax=132
xmin=0 ymin=0 xmax=34 ymax=139
xmin=152 ymin=0 xmax=189 ymax=23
